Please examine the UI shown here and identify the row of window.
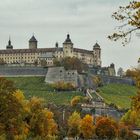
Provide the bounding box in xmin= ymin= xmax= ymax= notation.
xmin=0 ymin=53 xmax=39 ymax=56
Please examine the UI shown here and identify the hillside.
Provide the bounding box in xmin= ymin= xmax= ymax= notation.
xmin=6 ymin=77 xmax=137 ymax=108
xmin=7 ymin=77 xmax=83 ymax=105
xmin=99 ymin=84 xmax=137 ymax=109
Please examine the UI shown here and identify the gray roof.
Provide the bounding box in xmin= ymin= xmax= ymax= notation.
xmin=0 ymin=48 xmax=56 ymax=54
xmin=29 ymin=35 xmax=37 ymax=42
xmin=39 ymin=52 xmax=54 ymax=58
xmin=93 ymin=43 xmax=101 ymax=49
xmin=63 ymin=34 xmax=73 ymax=44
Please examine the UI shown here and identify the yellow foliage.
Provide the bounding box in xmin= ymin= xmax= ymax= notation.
xmin=13 ymin=90 xmax=25 ymax=101
xmin=80 ymin=114 xmax=95 ymax=139
xmin=70 ymin=96 xmax=83 ymax=107
xmin=68 ymin=112 xmax=81 ymax=137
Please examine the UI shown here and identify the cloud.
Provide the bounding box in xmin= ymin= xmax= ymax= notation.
xmin=0 ymin=0 xmax=139 ymax=71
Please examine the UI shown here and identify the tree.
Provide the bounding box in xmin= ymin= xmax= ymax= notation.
xmin=29 ymin=97 xmax=58 ymax=139
xmin=121 ymin=69 xmax=140 ymax=127
xmin=0 ymin=58 xmax=5 ymax=65
xmin=53 ymin=57 xmax=88 ymax=73
xmin=68 ymin=112 xmax=81 ymax=138
xmin=40 ymin=59 xmax=47 ymax=67
xmin=117 ymin=67 xmax=124 ymax=77
xmin=118 ymin=123 xmax=134 ymax=140
xmin=95 ymin=117 xmax=117 ymax=140
xmin=92 ymin=75 xmax=102 ymax=87
xmin=108 ymin=1 xmax=140 ymax=46
xmin=80 ymin=114 xmax=95 ymax=139
xmin=70 ymin=96 xmax=83 ymax=107
xmin=0 ymin=78 xmax=26 ymax=139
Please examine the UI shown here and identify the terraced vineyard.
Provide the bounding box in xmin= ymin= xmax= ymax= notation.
xmin=7 ymin=77 xmax=83 ymax=105
xmin=6 ymin=77 xmax=137 ymax=108
xmin=99 ymin=84 xmax=137 ymax=109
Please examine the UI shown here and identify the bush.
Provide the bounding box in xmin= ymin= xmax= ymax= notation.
xmin=51 ymin=81 xmax=76 ymax=91
xmin=71 ymin=96 xmax=83 ymax=107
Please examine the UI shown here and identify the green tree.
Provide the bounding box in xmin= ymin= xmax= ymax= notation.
xmin=108 ymin=1 xmax=140 ymax=46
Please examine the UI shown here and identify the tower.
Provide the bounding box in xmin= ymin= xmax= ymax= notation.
xmin=63 ymin=34 xmax=73 ymax=57
xmin=6 ymin=37 xmax=13 ymax=50
xmin=93 ymin=43 xmax=101 ymax=66
xmin=29 ymin=35 xmax=38 ymax=49
xmin=55 ymin=42 xmax=59 ymax=48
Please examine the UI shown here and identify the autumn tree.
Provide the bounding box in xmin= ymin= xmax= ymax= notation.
xmin=53 ymin=57 xmax=88 ymax=73
xmin=118 ymin=123 xmax=135 ymax=140
xmin=71 ymin=96 xmax=83 ymax=107
xmin=95 ymin=117 xmax=117 ymax=140
xmin=80 ymin=114 xmax=95 ymax=139
xmin=0 ymin=58 xmax=5 ymax=65
xmin=108 ymin=1 xmax=140 ymax=46
xmin=29 ymin=97 xmax=58 ymax=139
xmin=92 ymin=75 xmax=102 ymax=87
xmin=0 ymin=78 xmax=26 ymax=139
xmin=122 ymin=69 xmax=140 ymax=128
xmin=68 ymin=112 xmax=81 ymax=138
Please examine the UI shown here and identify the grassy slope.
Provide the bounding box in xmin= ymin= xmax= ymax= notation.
xmin=99 ymin=84 xmax=137 ymax=109
xmin=6 ymin=77 xmax=137 ymax=108
xmin=7 ymin=77 xmax=83 ymax=105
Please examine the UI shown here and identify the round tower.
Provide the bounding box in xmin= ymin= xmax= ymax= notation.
xmin=63 ymin=34 xmax=73 ymax=57
xmin=29 ymin=35 xmax=38 ymax=49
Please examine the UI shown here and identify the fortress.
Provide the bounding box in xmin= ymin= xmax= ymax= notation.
xmin=0 ymin=34 xmax=101 ymax=67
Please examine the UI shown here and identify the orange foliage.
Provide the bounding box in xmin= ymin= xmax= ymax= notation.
xmin=80 ymin=114 xmax=95 ymax=139
xmin=95 ymin=117 xmax=117 ymax=139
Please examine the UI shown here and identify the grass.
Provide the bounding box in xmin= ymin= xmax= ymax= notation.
xmin=6 ymin=77 xmax=137 ymax=108
xmin=98 ymin=84 xmax=137 ymax=109
xmin=7 ymin=77 xmax=83 ymax=105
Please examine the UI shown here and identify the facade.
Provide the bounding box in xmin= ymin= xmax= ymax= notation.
xmin=0 ymin=34 xmax=101 ymax=67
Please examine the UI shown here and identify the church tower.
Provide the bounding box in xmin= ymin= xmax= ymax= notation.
xmin=29 ymin=35 xmax=38 ymax=49
xmin=6 ymin=37 xmax=13 ymax=50
xmin=63 ymin=34 xmax=73 ymax=57
xmin=93 ymin=43 xmax=101 ymax=66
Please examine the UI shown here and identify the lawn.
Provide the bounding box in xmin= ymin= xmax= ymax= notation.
xmin=99 ymin=84 xmax=137 ymax=109
xmin=7 ymin=77 xmax=83 ymax=105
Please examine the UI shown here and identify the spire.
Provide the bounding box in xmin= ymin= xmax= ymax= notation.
xmin=55 ymin=42 xmax=59 ymax=48
xmin=6 ymin=36 xmax=13 ymax=49
xmin=8 ymin=36 xmax=11 ymax=46
xmin=93 ymin=42 xmax=101 ymax=49
xmin=29 ymin=35 xmax=37 ymax=42
xmin=63 ymin=34 xmax=73 ymax=44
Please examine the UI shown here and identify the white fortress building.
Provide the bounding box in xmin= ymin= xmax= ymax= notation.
xmin=0 ymin=34 xmax=101 ymax=67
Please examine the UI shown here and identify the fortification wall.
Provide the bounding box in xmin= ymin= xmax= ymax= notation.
xmin=101 ymin=75 xmax=135 ymax=86
xmin=0 ymin=66 xmax=48 ymax=76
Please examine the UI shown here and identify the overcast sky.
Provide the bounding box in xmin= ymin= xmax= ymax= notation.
xmin=0 ymin=0 xmax=139 ymax=71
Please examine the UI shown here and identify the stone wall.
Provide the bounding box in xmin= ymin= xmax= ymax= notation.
xmin=45 ymin=67 xmax=78 ymax=86
xmin=101 ymin=75 xmax=135 ymax=86
xmin=0 ymin=66 xmax=48 ymax=76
